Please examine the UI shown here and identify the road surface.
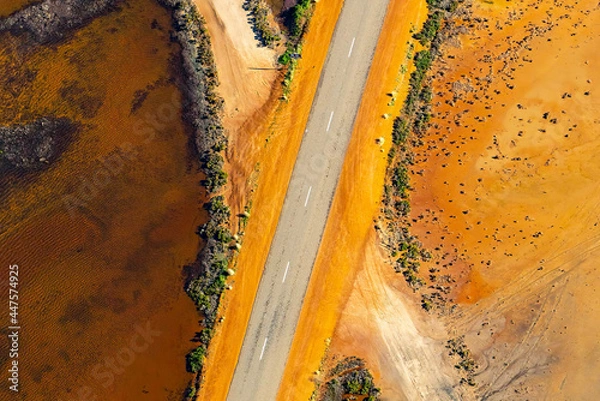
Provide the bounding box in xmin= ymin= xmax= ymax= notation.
xmin=226 ymin=0 xmax=392 ymax=399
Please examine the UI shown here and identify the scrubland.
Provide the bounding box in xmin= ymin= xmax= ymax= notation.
xmin=273 ymin=0 xmax=600 ymax=400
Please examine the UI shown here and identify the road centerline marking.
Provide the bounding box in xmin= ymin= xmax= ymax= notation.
xmin=326 ymin=111 xmax=334 ymax=132
xmin=259 ymin=337 xmax=268 ymax=361
xmin=348 ymin=37 xmax=356 ymax=58
xmin=304 ymin=186 xmax=312 ymax=207
xmin=282 ymin=261 xmax=290 ymax=283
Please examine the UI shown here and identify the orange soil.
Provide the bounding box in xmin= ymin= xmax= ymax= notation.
xmin=407 ymin=0 xmax=600 ymax=398
xmin=0 ymin=1 xmax=202 ymax=399
xmin=276 ymin=0 xmax=430 ymax=399
xmin=195 ymin=1 xmax=347 ymax=399
xmin=293 ymin=0 xmax=600 ymax=399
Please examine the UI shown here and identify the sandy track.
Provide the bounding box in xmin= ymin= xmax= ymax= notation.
xmin=193 ymin=0 xmax=277 ymax=131
xmin=333 ymin=240 xmax=464 ymax=401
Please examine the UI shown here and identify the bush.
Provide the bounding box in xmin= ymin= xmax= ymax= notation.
xmin=414 ymin=11 xmax=443 ymax=46
xmin=419 ymin=86 xmax=433 ymax=103
xmin=285 ymin=0 xmax=313 ymax=40
xmin=184 ymin=385 xmax=196 ymax=399
xmin=243 ymin=0 xmax=281 ymax=47
xmin=204 ymin=195 xmax=230 ymax=224
xmin=394 ymin=200 xmax=411 ymax=216
xmin=392 ymin=117 xmax=410 ymax=145
xmin=392 ymin=164 xmax=409 ymax=197
xmin=414 ymin=50 xmax=433 ymax=73
xmin=186 ymin=345 xmax=206 ymax=373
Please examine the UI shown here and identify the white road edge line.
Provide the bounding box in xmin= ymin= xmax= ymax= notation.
xmin=282 ymin=261 xmax=290 ymax=283
xmin=326 ymin=111 xmax=334 ymax=132
xmin=348 ymin=37 xmax=356 ymax=58
xmin=259 ymin=337 xmax=268 ymax=361
xmin=304 ymin=186 xmax=312 ymax=207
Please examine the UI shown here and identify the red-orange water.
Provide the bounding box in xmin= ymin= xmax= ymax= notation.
xmin=0 ymin=1 xmax=204 ymax=399
xmin=0 ymin=0 xmax=37 ymax=17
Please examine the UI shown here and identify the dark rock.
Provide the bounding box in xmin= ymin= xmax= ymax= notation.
xmin=0 ymin=0 xmax=124 ymax=44
xmin=0 ymin=117 xmax=78 ymax=171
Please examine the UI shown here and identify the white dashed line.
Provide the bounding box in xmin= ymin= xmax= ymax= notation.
xmin=304 ymin=186 xmax=312 ymax=207
xmin=348 ymin=37 xmax=356 ymax=58
xmin=282 ymin=261 xmax=290 ymax=283
xmin=259 ymin=337 xmax=268 ymax=361
xmin=326 ymin=111 xmax=334 ymax=132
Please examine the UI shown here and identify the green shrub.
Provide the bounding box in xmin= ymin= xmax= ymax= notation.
xmin=392 ymin=117 xmax=410 ymax=145
xmin=287 ymin=0 xmax=313 ymax=40
xmin=243 ymin=0 xmax=281 ymax=47
xmin=186 ymin=345 xmax=206 ymax=373
xmin=346 ymin=378 xmax=362 ymax=395
xmin=204 ymin=195 xmax=230 ymax=223
xmin=414 ymin=11 xmax=443 ymax=45
xmin=278 ymin=50 xmax=292 ymax=65
xmin=392 ymin=164 xmax=409 ymax=197
xmin=419 ymin=86 xmax=433 ymax=103
xmin=414 ymin=50 xmax=433 ymax=72
xmin=202 ymin=153 xmax=228 ymax=192
xmin=185 ymin=385 xmax=196 ymax=399
xmin=394 ymin=200 xmax=411 ymax=216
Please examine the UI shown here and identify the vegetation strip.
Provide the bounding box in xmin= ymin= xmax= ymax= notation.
xmin=381 ymin=0 xmax=461 ymax=312
xmin=158 ymin=0 xmax=235 ymax=396
xmin=161 ymin=0 xmax=321 ymax=395
xmin=380 ymin=0 xmax=479 ymax=387
xmin=447 ymin=336 xmax=477 ymax=386
xmin=278 ymin=0 xmax=316 ymax=98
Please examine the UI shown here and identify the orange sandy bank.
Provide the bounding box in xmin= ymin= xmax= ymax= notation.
xmin=406 ymin=0 xmax=600 ymax=398
xmin=196 ymin=1 xmax=346 ymax=399
xmin=193 ymin=0 xmax=277 ymax=133
xmin=286 ymin=0 xmax=600 ymax=399
xmin=277 ymin=0 xmax=429 ymax=399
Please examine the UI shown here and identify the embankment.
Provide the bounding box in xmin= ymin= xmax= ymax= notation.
xmin=195 ymin=0 xmax=347 ymax=399
xmin=276 ymin=0 xmax=436 ymax=399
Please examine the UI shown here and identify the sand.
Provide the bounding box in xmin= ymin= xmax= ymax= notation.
xmin=294 ymin=0 xmax=600 ymax=399
xmin=407 ymin=0 xmax=600 ymax=398
xmin=193 ymin=0 xmax=278 ymax=133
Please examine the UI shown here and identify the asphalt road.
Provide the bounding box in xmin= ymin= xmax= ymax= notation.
xmin=226 ymin=0 xmax=392 ymax=399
